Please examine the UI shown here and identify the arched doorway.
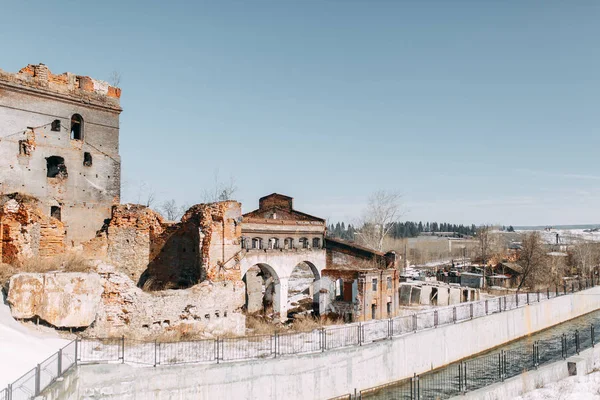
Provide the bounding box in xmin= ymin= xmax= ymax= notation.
xmin=287 ymin=261 xmax=321 ymax=318
xmin=242 ymin=263 xmax=280 ymax=314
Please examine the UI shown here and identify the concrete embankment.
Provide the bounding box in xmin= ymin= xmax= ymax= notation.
xmin=42 ymin=287 xmax=600 ymax=400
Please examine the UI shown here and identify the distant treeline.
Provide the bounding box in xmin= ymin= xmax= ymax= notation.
xmin=327 ymin=221 xmax=478 ymax=240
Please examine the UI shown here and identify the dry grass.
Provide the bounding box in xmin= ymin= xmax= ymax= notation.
xmin=245 ymin=313 xmax=344 ymax=336
xmin=0 ymin=253 xmax=92 ymax=288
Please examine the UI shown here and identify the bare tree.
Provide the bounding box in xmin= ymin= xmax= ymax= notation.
xmin=108 ymin=70 xmax=121 ymax=87
xmin=517 ymin=231 xmax=547 ymax=290
xmin=202 ymin=170 xmax=237 ymax=203
xmin=570 ymin=239 xmax=600 ymax=278
xmin=159 ymin=199 xmax=184 ymax=221
xmin=136 ymin=181 xmax=156 ymax=207
xmin=355 ymin=190 xmax=403 ymax=252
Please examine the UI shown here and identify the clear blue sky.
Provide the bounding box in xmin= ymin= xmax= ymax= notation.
xmin=2 ymin=1 xmax=599 ymax=226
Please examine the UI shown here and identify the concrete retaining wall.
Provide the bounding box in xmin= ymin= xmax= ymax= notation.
xmin=452 ymin=344 xmax=600 ymax=399
xmin=42 ymin=287 xmax=600 ymax=400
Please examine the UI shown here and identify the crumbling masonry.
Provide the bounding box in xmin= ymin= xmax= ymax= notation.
xmin=0 ymin=64 xmax=121 ymax=247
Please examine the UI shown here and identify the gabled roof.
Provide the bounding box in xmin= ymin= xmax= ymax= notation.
xmin=243 ymin=193 xmax=325 ymax=223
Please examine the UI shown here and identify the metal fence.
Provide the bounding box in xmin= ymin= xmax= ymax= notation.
xmin=355 ymin=322 xmax=600 ymax=400
xmin=3 ymin=278 xmax=595 ymax=400
xmin=3 ymin=340 xmax=77 ymax=400
xmin=72 ymin=280 xmax=590 ymax=366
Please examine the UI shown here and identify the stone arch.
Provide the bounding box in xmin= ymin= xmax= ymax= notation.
xmin=242 ymin=263 xmax=284 ymax=315
xmin=287 ymin=261 xmax=322 ymax=318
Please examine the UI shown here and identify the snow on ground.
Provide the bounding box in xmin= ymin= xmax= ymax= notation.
xmin=520 ymin=228 xmax=600 ymax=245
xmin=0 ymin=293 xmax=69 ymax=387
xmin=515 ymin=370 xmax=600 ymax=400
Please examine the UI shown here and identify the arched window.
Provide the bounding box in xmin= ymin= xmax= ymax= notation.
xmin=241 ymin=237 xmax=250 ymax=249
xmin=252 ymin=238 xmax=263 ymax=250
xmin=71 ymin=114 xmax=83 ymax=140
xmin=299 ymin=237 xmax=309 ymax=249
xmin=284 ymin=238 xmax=294 ymax=249
xmin=312 ymin=238 xmax=320 ymax=248
xmin=268 ymin=238 xmax=279 ymax=249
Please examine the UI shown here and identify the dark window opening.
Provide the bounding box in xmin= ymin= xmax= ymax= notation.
xmin=372 ymin=278 xmax=378 ymax=291
xmin=83 ymin=152 xmax=92 ymax=166
xmin=46 ymin=156 xmax=68 ymax=178
xmin=50 ymin=206 xmax=61 ymax=221
xmin=300 ymin=237 xmax=309 ymax=249
xmin=387 ymin=277 xmax=392 ymax=289
xmin=387 ymin=302 xmax=392 ymax=317
xmin=284 ymin=237 xmax=294 ymax=249
xmin=51 ymin=120 xmax=61 ymax=132
xmin=371 ymin=304 xmax=377 ymax=320
xmin=70 ymin=114 xmax=83 ymax=140
xmin=312 ymin=238 xmax=320 ymax=248
xmin=19 ymin=140 xmax=32 ymax=156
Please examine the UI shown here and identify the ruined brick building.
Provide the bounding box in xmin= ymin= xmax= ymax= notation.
xmin=0 ymin=63 xmax=403 ymax=334
xmin=0 ymin=64 xmax=121 ymax=251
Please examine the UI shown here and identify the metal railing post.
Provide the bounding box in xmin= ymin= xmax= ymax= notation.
xmin=593 ymin=324 xmax=596 ymax=348
xmin=7 ymin=384 xmax=12 ymax=400
xmin=434 ymin=310 xmax=438 ymax=328
xmin=576 ymin=330 xmax=580 ymax=354
xmin=537 ymin=291 xmax=540 ymax=302
xmin=154 ymin=340 xmax=157 ymax=367
xmin=561 ymin=333 xmax=566 ymax=359
xmin=516 ymin=292 xmax=519 ymax=307
xmin=453 ymin=307 xmax=456 ymax=324
xmin=458 ymin=362 xmax=463 ymax=392
xmin=321 ymin=328 xmax=326 ymax=352
xmin=216 ymin=338 xmax=220 ymax=364
xmin=75 ymin=338 xmax=79 ymax=364
xmin=35 ymin=364 xmax=41 ymax=396
xmin=527 ymin=292 xmax=530 ymax=305
xmin=274 ymin=332 xmax=278 ymax=357
xmin=547 ymin=287 xmax=550 ymax=300
xmin=58 ymin=348 xmax=62 ymax=374
xmin=413 ymin=313 xmax=417 ymax=332
xmin=358 ymin=323 xmax=362 ymax=346
xmin=121 ymin=335 xmax=125 ymax=363
xmin=469 ymin=303 xmax=473 ymax=319
xmin=564 ymin=283 xmax=567 ymax=295
xmin=485 ymin=299 xmax=489 ymax=315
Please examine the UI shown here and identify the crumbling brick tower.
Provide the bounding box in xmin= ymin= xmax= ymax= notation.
xmin=0 ymin=64 xmax=122 ymax=245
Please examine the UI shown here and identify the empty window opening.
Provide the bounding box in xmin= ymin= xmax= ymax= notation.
xmin=371 ymin=304 xmax=377 ymax=320
xmin=83 ymin=152 xmax=92 ymax=166
xmin=46 ymin=156 xmax=68 ymax=178
xmin=387 ymin=302 xmax=392 ymax=317
xmin=70 ymin=114 xmax=83 ymax=140
xmin=284 ymin=237 xmax=294 ymax=249
xmin=300 ymin=237 xmax=309 ymax=249
xmin=387 ymin=277 xmax=392 ymax=289
xmin=430 ymin=287 xmax=438 ymax=306
xmin=268 ymin=237 xmax=279 ymax=249
xmin=335 ymin=278 xmax=343 ymax=300
xmin=252 ymin=238 xmax=262 ymax=250
xmin=50 ymin=206 xmax=61 ymax=221
xmin=312 ymin=238 xmax=320 ymax=248
xmin=19 ymin=140 xmax=33 ymax=156
xmin=372 ymin=278 xmax=378 ymax=291
xmin=51 ymin=120 xmax=61 ymax=132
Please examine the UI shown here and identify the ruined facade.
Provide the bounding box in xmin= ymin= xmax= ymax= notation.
xmin=321 ymin=238 xmax=400 ymax=322
xmin=0 ymin=193 xmax=66 ymax=264
xmin=239 ymin=194 xmax=327 ymax=320
xmin=0 ymin=64 xmax=121 ymax=245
